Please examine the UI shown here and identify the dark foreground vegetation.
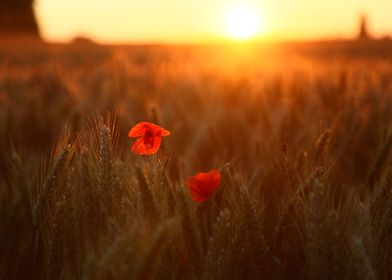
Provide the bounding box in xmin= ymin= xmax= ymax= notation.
xmin=0 ymin=42 xmax=391 ymax=279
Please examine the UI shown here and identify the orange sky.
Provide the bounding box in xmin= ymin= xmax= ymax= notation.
xmin=34 ymin=0 xmax=392 ymax=43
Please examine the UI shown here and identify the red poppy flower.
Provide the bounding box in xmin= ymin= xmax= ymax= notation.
xmin=185 ymin=169 xmax=221 ymax=202
xmin=128 ymin=122 xmax=170 ymax=155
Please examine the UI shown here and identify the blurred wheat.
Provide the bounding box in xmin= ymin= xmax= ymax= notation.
xmin=0 ymin=43 xmax=392 ymax=279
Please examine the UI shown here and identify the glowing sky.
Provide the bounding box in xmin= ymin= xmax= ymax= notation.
xmin=34 ymin=0 xmax=392 ymax=43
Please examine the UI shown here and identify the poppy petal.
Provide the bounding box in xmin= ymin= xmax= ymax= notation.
xmin=131 ymin=135 xmax=162 ymax=155
xmin=148 ymin=134 xmax=163 ymax=154
xmin=128 ymin=122 xmax=170 ymax=138
xmin=195 ymin=170 xmax=221 ymax=186
xmin=128 ymin=122 xmax=149 ymax=138
xmin=185 ymin=177 xmax=204 ymax=202
xmin=147 ymin=123 xmax=170 ymax=136
xmin=189 ymin=188 xmax=209 ymax=202
xmin=185 ymin=170 xmax=221 ymax=202
xmin=159 ymin=128 xmax=171 ymax=136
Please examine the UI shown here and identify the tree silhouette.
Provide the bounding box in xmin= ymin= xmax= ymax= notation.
xmin=0 ymin=0 xmax=39 ymax=37
xmin=358 ymin=15 xmax=370 ymax=40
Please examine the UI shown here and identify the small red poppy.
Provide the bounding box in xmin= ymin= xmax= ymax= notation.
xmin=128 ymin=122 xmax=170 ymax=155
xmin=185 ymin=170 xmax=221 ymax=202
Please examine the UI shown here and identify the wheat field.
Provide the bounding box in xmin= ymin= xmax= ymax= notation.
xmin=0 ymin=41 xmax=391 ymax=279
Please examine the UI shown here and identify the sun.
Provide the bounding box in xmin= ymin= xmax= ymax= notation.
xmin=224 ymin=5 xmax=261 ymax=40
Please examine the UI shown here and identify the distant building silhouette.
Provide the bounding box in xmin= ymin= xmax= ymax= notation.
xmin=358 ymin=15 xmax=370 ymax=40
xmin=0 ymin=0 xmax=39 ymax=38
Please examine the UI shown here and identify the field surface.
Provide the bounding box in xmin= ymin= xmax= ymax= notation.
xmin=1 ymin=41 xmax=392 ymax=279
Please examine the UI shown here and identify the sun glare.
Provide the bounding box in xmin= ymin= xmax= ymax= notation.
xmin=225 ymin=5 xmax=260 ymax=40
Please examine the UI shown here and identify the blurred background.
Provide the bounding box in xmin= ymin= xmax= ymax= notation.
xmin=1 ymin=0 xmax=392 ymax=43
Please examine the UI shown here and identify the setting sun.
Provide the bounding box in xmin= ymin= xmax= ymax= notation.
xmin=224 ymin=5 xmax=261 ymax=40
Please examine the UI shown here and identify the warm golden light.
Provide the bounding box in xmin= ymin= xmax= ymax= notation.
xmin=224 ymin=5 xmax=260 ymax=40
xmin=35 ymin=0 xmax=392 ymax=43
